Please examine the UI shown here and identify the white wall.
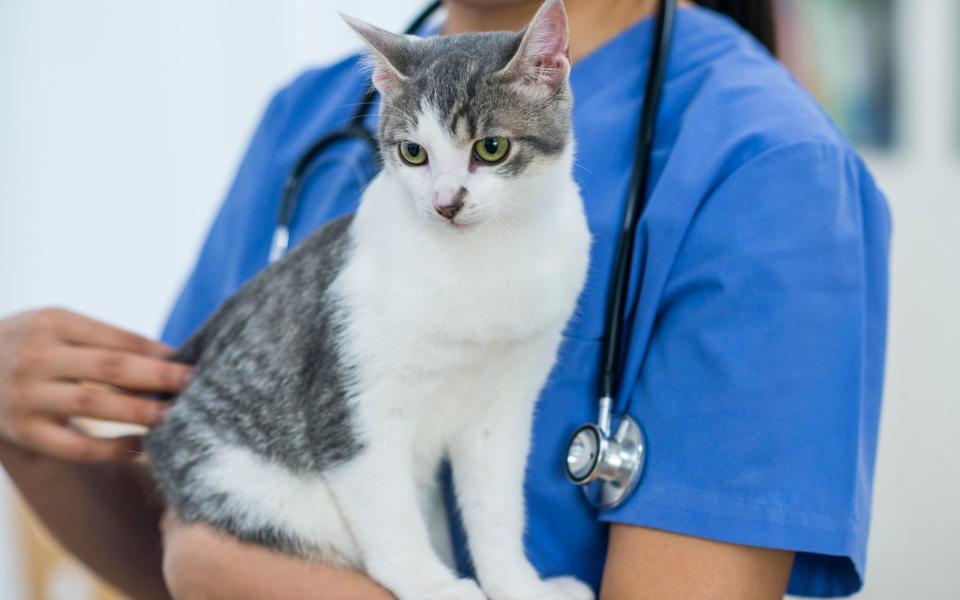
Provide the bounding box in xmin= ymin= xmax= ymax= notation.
xmin=0 ymin=1 xmax=957 ymax=599
xmin=854 ymin=1 xmax=960 ymax=597
xmin=0 ymin=0 xmax=423 ymax=334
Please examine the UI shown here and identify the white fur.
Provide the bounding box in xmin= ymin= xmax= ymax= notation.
xmin=326 ymin=101 xmax=592 ymax=599
xmin=203 ymin=97 xmax=591 ymax=599
xmin=198 ymin=442 xmax=362 ymax=565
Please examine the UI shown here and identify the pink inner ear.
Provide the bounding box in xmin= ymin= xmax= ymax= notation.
xmin=373 ymin=67 xmax=397 ymax=93
xmin=536 ymin=52 xmax=569 ymax=74
xmin=365 ymin=50 xmax=404 ymax=95
xmin=512 ymin=1 xmax=569 ymax=88
xmin=527 ymin=5 xmax=568 ymax=59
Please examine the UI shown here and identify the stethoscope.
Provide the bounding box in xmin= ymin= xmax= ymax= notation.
xmin=270 ymin=0 xmax=677 ymax=510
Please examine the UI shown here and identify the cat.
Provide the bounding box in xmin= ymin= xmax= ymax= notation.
xmin=145 ymin=1 xmax=592 ymax=598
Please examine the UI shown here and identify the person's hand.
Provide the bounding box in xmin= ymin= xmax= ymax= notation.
xmin=0 ymin=308 xmax=192 ymax=462
xmin=161 ymin=509 xmax=396 ymax=600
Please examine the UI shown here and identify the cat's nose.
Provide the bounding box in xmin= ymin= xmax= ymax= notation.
xmin=434 ymin=187 xmax=467 ymax=220
xmin=434 ymin=201 xmax=462 ymax=220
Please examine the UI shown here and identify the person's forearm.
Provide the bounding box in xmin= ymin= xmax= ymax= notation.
xmin=162 ymin=514 xmax=396 ymax=600
xmin=601 ymin=524 xmax=793 ymax=599
xmin=179 ymin=555 xmax=397 ymax=600
xmin=0 ymin=440 xmax=169 ymax=600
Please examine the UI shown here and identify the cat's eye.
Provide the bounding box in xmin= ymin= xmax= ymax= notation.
xmin=398 ymin=141 xmax=428 ymax=166
xmin=473 ymin=137 xmax=510 ymax=164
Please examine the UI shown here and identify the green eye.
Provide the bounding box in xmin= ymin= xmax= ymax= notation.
xmin=399 ymin=141 xmax=428 ymax=166
xmin=473 ymin=137 xmax=510 ymax=164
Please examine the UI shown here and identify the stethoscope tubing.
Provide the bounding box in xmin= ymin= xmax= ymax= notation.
xmin=270 ymin=0 xmax=676 ymax=509
xmin=598 ymin=0 xmax=676 ymax=421
xmin=270 ymin=0 xmax=442 ymax=260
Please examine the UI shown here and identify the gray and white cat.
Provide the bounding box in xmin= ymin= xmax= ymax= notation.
xmin=146 ymin=1 xmax=592 ymax=598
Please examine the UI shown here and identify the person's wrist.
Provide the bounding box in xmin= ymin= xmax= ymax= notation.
xmin=0 ymin=434 xmax=71 ymax=485
xmin=0 ymin=434 xmax=39 ymax=463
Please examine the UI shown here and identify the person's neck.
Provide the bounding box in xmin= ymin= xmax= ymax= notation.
xmin=442 ymin=0 xmax=680 ymax=63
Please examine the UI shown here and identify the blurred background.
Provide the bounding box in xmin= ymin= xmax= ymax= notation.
xmin=0 ymin=0 xmax=957 ymax=598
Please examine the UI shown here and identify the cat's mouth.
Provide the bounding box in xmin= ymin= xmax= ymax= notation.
xmin=428 ymin=210 xmax=473 ymax=231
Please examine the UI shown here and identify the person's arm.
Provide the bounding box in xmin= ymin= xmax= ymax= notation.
xmin=0 ymin=308 xmax=194 ymax=599
xmin=160 ymin=513 xmax=395 ymax=600
xmin=600 ymin=524 xmax=793 ymax=599
xmin=1 ymin=442 xmax=169 ymax=600
xmin=161 ymin=512 xmax=795 ymax=600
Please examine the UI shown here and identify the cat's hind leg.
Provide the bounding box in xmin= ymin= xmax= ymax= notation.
xmin=193 ymin=443 xmax=362 ymax=565
xmin=147 ymin=408 xmax=363 ymax=564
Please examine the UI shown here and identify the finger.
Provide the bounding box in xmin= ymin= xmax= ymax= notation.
xmin=47 ymin=346 xmax=193 ymax=393
xmin=51 ymin=310 xmax=173 ymax=358
xmin=19 ymin=422 xmax=142 ymax=463
xmin=32 ymin=382 xmax=170 ymax=427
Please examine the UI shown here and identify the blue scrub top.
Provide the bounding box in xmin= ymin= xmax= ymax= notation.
xmin=162 ymin=7 xmax=890 ymax=597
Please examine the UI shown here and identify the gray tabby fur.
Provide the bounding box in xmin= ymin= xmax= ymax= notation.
xmin=146 ymin=216 xmax=360 ymax=554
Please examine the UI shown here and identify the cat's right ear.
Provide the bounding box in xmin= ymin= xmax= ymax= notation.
xmin=341 ymin=14 xmax=412 ymax=96
xmin=497 ymin=0 xmax=570 ymax=100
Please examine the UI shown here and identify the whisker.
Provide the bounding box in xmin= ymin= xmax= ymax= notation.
xmin=572 ymin=159 xmax=597 ymax=177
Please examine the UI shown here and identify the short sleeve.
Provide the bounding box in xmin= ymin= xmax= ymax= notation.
xmin=600 ymin=141 xmax=891 ymax=597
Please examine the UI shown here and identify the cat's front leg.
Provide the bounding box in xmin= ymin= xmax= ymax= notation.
xmin=450 ymin=348 xmax=595 ymax=600
xmin=325 ymin=428 xmax=483 ymax=600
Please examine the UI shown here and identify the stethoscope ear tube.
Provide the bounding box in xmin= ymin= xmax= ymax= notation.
xmin=271 ymin=122 xmax=381 ymax=263
xmin=566 ymin=0 xmax=676 ymax=510
xmin=269 ymin=1 xmax=441 ymax=265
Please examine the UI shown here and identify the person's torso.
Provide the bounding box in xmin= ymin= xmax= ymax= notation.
xmin=164 ymin=6 xmax=887 ymax=591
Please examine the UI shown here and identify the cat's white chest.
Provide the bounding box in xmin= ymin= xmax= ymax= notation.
xmin=334 ymin=168 xmax=589 ymax=452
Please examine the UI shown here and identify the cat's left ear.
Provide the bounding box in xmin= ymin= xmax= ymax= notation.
xmin=498 ymin=0 xmax=571 ymax=99
xmin=341 ymin=13 xmax=414 ymax=96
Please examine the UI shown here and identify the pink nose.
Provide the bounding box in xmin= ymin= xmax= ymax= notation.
xmin=434 ymin=187 xmax=466 ymax=220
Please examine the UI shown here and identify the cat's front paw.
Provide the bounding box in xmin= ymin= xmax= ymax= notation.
xmin=420 ymin=577 xmax=487 ymax=600
xmin=491 ymin=576 xmax=593 ymax=600
xmin=538 ymin=577 xmax=595 ymax=600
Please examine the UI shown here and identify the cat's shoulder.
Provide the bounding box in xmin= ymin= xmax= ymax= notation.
xmin=171 ymin=214 xmax=354 ymax=365
xmin=282 ymin=213 xmax=355 ymax=265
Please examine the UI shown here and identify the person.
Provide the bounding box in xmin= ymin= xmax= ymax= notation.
xmin=0 ymin=0 xmax=890 ymax=598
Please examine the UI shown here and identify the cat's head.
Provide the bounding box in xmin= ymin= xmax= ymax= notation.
xmin=343 ymin=0 xmax=573 ymax=231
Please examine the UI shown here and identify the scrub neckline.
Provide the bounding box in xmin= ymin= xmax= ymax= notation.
xmin=569 ymin=5 xmax=704 ymax=105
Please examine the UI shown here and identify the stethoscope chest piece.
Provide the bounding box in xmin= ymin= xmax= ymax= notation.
xmin=565 ymin=414 xmax=645 ymax=510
